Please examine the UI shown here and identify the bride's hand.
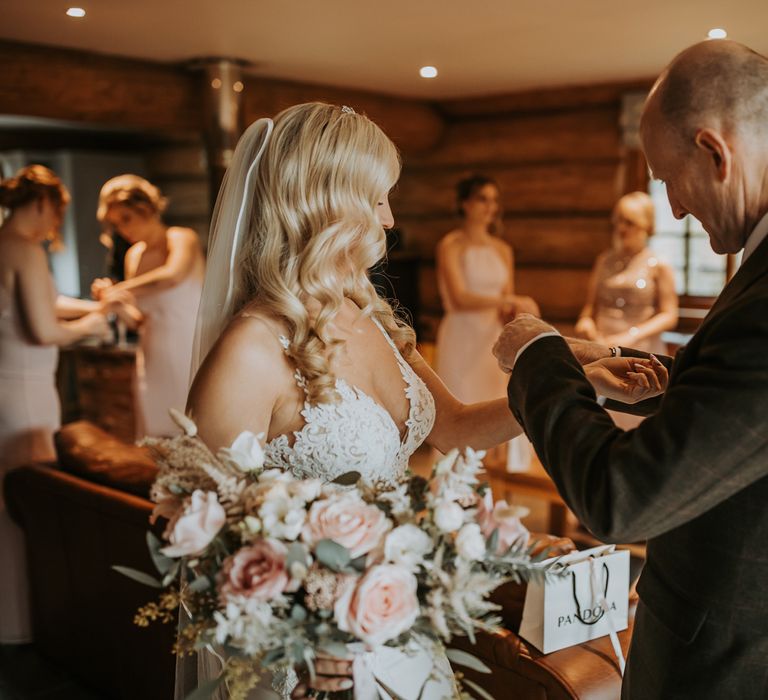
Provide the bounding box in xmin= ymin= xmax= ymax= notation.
xmin=292 ymin=652 xmax=353 ymax=697
xmin=585 ymin=355 xmax=668 ymax=404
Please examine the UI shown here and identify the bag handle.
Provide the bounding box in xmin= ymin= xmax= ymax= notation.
xmin=570 ymin=561 xmax=609 ymax=625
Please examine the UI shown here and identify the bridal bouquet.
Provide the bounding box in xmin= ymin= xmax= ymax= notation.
xmin=118 ymin=410 xmax=557 ymax=700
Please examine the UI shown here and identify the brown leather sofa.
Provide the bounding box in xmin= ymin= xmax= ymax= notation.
xmin=4 ymin=421 xmax=175 ymax=700
xmin=454 ymin=584 xmax=635 ymax=700
xmin=5 ymin=420 xmax=633 ymax=700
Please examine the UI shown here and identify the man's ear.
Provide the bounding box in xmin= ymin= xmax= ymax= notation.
xmin=694 ymin=128 xmax=731 ymax=181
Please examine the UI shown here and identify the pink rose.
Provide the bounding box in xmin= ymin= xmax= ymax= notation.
xmin=219 ymin=539 xmax=289 ymax=602
xmin=160 ymin=490 xmax=226 ymax=557
xmin=477 ymin=490 xmax=529 ymax=555
xmin=334 ymin=564 xmax=419 ymax=647
xmin=302 ymin=493 xmax=391 ymax=559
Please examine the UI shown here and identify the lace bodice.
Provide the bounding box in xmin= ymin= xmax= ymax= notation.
xmin=264 ymin=319 xmax=435 ymax=486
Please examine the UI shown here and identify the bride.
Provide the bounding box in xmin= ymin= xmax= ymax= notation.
xmin=186 ymin=103 xmax=665 ymax=699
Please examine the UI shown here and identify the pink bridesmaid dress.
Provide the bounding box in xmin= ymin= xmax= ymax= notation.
xmin=0 ymin=282 xmax=60 ymax=643
xmin=133 ymin=275 xmax=202 ymax=438
xmin=435 ymin=243 xmax=531 ymax=470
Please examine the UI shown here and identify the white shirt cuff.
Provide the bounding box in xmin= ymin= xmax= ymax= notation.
xmin=513 ymin=331 xmax=561 ymax=367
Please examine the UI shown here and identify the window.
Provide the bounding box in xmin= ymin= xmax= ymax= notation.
xmin=648 ymin=179 xmax=728 ymax=297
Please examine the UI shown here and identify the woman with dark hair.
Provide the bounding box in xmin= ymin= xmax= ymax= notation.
xmin=0 ymin=165 xmax=111 ymax=644
xmin=92 ymin=175 xmax=204 ymax=438
xmin=434 ymin=174 xmax=539 ymax=469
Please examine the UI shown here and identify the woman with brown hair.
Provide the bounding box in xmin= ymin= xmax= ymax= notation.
xmin=0 ymin=164 xmax=111 ymax=644
xmin=92 ymin=175 xmax=205 ymax=438
xmin=434 ymin=174 xmax=539 ymax=470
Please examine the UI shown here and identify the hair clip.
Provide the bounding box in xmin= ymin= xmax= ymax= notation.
xmin=341 ymin=105 xmax=355 ymax=114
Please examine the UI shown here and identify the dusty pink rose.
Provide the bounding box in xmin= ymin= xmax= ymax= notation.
xmin=219 ymin=539 xmax=289 ymax=602
xmin=477 ymin=490 xmax=529 ymax=554
xmin=334 ymin=564 xmax=419 ymax=647
xmin=160 ymin=490 xmax=226 ymax=557
xmin=302 ymin=493 xmax=391 ymax=558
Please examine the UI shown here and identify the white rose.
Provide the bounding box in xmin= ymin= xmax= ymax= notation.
xmin=221 ymin=431 xmax=266 ymax=472
xmin=455 ymin=523 xmax=486 ymax=562
xmin=160 ymin=490 xmax=225 ymax=557
xmin=433 ymin=500 xmax=465 ymax=533
xmin=384 ymin=524 xmax=433 ymax=571
xmin=258 ymin=495 xmax=306 ymax=541
xmin=290 ymin=478 xmax=322 ymax=503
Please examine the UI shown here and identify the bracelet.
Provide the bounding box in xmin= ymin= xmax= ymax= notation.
xmin=609 ymin=346 xmax=618 ymax=358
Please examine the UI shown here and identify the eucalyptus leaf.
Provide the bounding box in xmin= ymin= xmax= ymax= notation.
xmin=462 ymin=677 xmax=496 ymax=700
xmin=286 ymin=542 xmax=310 ymax=568
xmin=261 ymin=648 xmax=285 ymax=666
xmin=112 ymin=565 xmax=162 ymax=588
xmin=315 ymin=539 xmax=351 ymax=572
xmin=331 ymin=471 xmax=361 ymax=486
xmin=486 ymin=528 xmax=499 ymax=555
xmin=189 ymin=576 xmax=212 ymax=593
xmin=146 ymin=531 xmax=175 ymax=575
xmin=349 ymin=554 xmax=368 ymax=572
xmin=162 ymin=562 xmax=181 ymax=587
xmin=318 ymin=640 xmax=348 ymax=658
xmin=184 ymin=676 xmax=224 ymax=700
xmin=445 ymin=648 xmax=492 ymax=674
xmin=291 ymin=604 xmax=308 ymax=622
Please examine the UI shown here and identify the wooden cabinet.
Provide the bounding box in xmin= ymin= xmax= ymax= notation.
xmin=60 ymin=345 xmax=137 ymax=444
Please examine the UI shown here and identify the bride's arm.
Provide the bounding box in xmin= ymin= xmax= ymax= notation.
xmin=186 ymin=317 xmax=287 ymax=452
xmin=407 ymin=350 xmax=523 ymax=453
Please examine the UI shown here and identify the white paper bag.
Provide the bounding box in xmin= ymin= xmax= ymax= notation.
xmin=519 ymin=544 xmax=630 ymax=654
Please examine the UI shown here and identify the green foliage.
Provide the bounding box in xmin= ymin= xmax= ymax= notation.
xmin=112 ymin=565 xmax=162 ymax=588
xmin=314 ymin=539 xmax=352 ymax=572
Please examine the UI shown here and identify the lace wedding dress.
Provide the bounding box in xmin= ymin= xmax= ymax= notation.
xmin=192 ymin=318 xmax=457 ymax=700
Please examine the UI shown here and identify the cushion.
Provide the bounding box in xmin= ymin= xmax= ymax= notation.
xmin=54 ymin=420 xmax=158 ymax=498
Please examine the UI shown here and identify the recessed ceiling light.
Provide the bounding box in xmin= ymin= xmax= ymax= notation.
xmin=233 ymin=81 xmax=244 ymax=93
xmin=708 ymin=28 xmax=727 ymax=39
xmin=211 ymin=78 xmax=222 ymax=89
xmin=419 ymin=66 xmax=438 ymax=79
xmin=66 ymin=7 xmax=86 ymax=18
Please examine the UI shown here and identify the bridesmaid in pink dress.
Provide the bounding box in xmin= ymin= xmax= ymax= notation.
xmin=435 ymin=175 xmax=539 ymax=468
xmin=575 ymin=191 xmax=679 ymax=428
xmin=0 ymin=166 xmax=111 ymax=643
xmin=93 ymin=175 xmax=204 ymax=438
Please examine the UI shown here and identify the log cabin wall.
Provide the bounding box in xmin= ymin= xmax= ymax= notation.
xmin=400 ymin=82 xmax=651 ymax=340
xmin=1 ymin=39 xmax=653 ymax=339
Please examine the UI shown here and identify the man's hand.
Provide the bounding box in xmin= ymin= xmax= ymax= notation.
xmin=493 ymin=314 xmax=558 ymax=373
xmin=585 ymin=355 xmax=668 ymax=404
xmin=565 ymin=337 xmax=613 ymax=365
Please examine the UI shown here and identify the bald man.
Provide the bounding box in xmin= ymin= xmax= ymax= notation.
xmin=493 ymin=40 xmax=768 ymax=699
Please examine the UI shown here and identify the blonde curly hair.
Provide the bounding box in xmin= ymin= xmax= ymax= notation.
xmin=233 ymin=102 xmax=415 ymax=404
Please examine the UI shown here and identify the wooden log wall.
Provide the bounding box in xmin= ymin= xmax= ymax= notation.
xmin=1 ymin=39 xmax=653 ymax=337
xmin=400 ymin=81 xmax=650 ymax=338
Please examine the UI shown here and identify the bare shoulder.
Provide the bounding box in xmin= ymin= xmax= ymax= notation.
xmin=166 ymin=226 xmax=201 ymax=250
xmin=437 ymin=229 xmax=464 ymax=251
xmin=0 ymin=235 xmax=46 ymax=270
xmin=192 ymin=309 xmax=290 ymax=396
xmin=187 ymin=308 xmax=293 ymax=449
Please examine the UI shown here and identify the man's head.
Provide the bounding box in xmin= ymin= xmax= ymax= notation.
xmin=640 ymin=40 xmax=768 ymax=254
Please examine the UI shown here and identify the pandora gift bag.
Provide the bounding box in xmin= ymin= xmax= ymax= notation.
xmin=519 ymin=545 xmax=630 ymax=656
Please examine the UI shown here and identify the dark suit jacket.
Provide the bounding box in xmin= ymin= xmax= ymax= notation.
xmin=507 ymin=234 xmax=768 ymax=699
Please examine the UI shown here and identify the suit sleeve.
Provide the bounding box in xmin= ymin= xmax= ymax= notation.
xmin=508 ymin=297 xmax=768 ymax=542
